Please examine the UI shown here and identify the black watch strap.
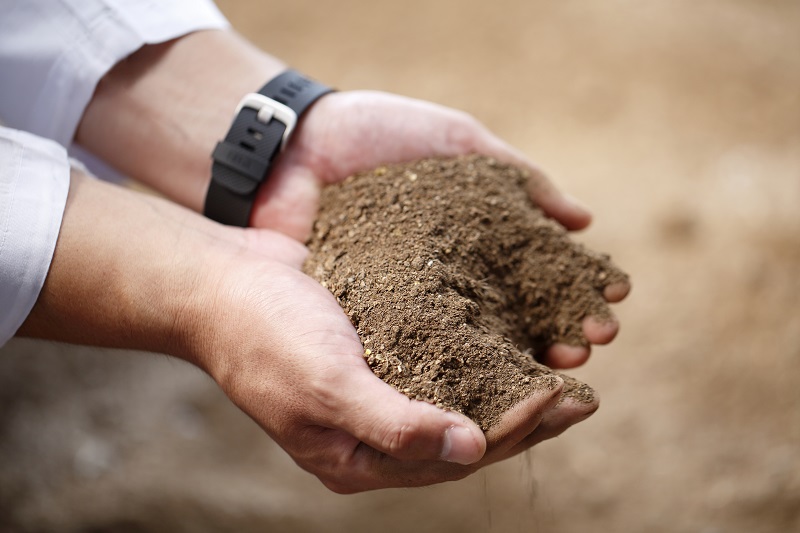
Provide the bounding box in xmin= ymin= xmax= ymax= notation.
xmin=204 ymin=70 xmax=333 ymax=226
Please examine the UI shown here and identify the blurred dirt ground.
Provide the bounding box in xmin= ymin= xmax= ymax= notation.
xmin=2 ymin=0 xmax=799 ymax=531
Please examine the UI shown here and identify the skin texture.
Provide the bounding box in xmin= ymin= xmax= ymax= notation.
xmin=19 ymin=29 xmax=631 ymax=492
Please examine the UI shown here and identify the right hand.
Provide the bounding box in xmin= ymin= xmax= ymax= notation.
xmin=187 ymin=222 xmax=598 ymax=493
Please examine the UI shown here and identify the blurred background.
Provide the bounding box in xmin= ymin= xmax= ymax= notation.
xmin=2 ymin=0 xmax=799 ymax=531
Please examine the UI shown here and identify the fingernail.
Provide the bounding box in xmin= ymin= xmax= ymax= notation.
xmin=440 ymin=425 xmax=482 ymax=465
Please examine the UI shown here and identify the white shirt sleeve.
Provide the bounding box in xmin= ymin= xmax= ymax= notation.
xmin=0 ymin=1 xmax=230 ymax=346
xmin=0 ymin=0 xmax=230 ymax=146
xmin=0 ymin=127 xmax=70 ymax=346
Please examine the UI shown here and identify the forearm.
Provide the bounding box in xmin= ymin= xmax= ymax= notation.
xmin=17 ymin=171 xmax=213 ymax=358
xmin=75 ymin=29 xmax=286 ymax=212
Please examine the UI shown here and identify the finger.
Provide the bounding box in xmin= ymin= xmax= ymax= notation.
xmin=323 ymin=391 xmax=597 ymax=493
xmin=476 ymin=136 xmax=593 ymax=231
xmin=604 ymin=280 xmax=631 ymax=302
xmin=250 ymin=163 xmax=321 ymax=241
xmin=482 ymin=375 xmax=564 ymax=457
xmin=540 ymin=343 xmax=591 ymax=369
xmin=491 ymin=395 xmax=600 ymax=463
xmin=312 ymin=376 xmax=564 ymax=493
xmin=538 ymin=314 xmax=619 ymax=369
xmin=583 ymin=315 xmax=619 ymax=345
xmin=317 ymin=440 xmax=475 ymax=494
xmin=323 ymin=365 xmax=486 ymax=465
xmin=528 ymin=179 xmax=593 ymax=232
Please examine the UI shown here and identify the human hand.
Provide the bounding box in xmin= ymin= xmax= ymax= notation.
xmin=253 ymin=90 xmax=594 ymax=239
xmin=253 ymin=90 xmax=630 ymax=369
xmin=189 ymin=224 xmax=596 ymax=493
xmin=68 ymin=34 xmax=628 ymax=487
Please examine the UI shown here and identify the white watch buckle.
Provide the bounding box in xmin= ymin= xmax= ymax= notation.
xmin=235 ymin=93 xmax=298 ymax=151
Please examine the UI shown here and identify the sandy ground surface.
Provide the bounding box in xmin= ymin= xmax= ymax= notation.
xmin=2 ymin=0 xmax=799 ymax=531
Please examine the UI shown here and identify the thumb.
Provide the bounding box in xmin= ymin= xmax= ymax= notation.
xmin=325 ymin=364 xmax=486 ymax=465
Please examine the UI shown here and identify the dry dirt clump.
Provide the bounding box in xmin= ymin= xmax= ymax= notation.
xmin=304 ymin=155 xmax=628 ymax=429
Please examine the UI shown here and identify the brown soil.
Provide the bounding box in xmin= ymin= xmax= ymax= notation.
xmin=303 ymin=155 xmax=627 ymax=429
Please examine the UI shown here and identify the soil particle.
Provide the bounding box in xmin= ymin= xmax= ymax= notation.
xmin=304 ymin=155 xmax=628 ymax=429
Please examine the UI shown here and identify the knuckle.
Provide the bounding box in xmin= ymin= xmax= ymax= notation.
xmin=291 ymin=433 xmax=370 ymax=493
xmin=377 ymin=421 xmax=418 ymax=456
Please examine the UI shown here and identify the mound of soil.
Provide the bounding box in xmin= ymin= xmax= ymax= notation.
xmin=304 ymin=155 xmax=627 ymax=429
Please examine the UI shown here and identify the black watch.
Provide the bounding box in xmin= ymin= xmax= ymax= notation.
xmin=204 ymin=70 xmax=333 ymax=226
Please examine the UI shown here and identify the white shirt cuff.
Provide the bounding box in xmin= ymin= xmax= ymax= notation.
xmin=0 ymin=127 xmax=70 ymax=346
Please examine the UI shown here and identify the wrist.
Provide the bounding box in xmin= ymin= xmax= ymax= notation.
xmin=205 ymin=70 xmax=334 ymax=227
xmin=18 ymin=171 xmax=225 ymax=360
xmin=76 ymin=30 xmax=287 ymax=211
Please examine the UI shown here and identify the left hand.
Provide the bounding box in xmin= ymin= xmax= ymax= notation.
xmin=252 ymin=90 xmax=627 ymax=369
xmin=253 ymin=90 xmax=594 ymax=240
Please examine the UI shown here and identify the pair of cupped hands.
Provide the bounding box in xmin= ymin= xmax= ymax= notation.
xmin=149 ymin=90 xmax=628 ymax=493
xmin=56 ymin=30 xmax=630 ymax=492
